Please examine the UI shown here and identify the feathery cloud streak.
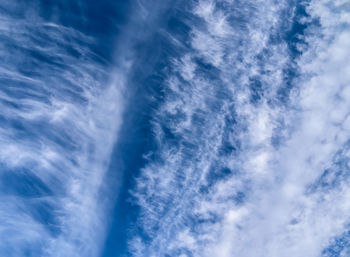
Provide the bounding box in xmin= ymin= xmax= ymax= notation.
xmin=129 ymin=0 xmax=350 ymax=256
xmin=0 ymin=3 xmax=124 ymax=256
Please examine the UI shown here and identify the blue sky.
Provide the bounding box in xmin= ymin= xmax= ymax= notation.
xmin=1 ymin=0 xmax=350 ymax=256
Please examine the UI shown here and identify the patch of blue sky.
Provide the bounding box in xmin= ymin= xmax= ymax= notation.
xmin=322 ymin=229 xmax=350 ymax=257
xmin=101 ymin=1 xmax=195 ymax=256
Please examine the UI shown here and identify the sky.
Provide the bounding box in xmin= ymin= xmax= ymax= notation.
xmin=0 ymin=0 xmax=350 ymax=256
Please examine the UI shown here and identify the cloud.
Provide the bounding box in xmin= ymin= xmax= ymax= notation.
xmin=129 ymin=0 xmax=350 ymax=256
xmin=0 ymin=3 xmax=124 ymax=257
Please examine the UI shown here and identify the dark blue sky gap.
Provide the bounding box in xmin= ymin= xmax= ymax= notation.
xmin=100 ymin=2 xmax=193 ymax=256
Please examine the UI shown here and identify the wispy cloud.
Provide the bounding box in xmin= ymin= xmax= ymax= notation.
xmin=0 ymin=3 xmax=124 ymax=256
xmin=129 ymin=0 xmax=350 ymax=256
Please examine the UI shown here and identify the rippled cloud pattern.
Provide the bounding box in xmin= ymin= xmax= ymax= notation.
xmin=1 ymin=0 xmax=350 ymax=257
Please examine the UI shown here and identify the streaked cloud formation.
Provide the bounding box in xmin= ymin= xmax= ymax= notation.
xmin=130 ymin=0 xmax=350 ymax=256
xmin=1 ymin=0 xmax=350 ymax=257
xmin=0 ymin=2 xmax=124 ymax=256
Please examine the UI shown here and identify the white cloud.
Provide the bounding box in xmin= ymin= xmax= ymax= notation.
xmin=129 ymin=0 xmax=350 ymax=256
xmin=0 ymin=6 xmax=125 ymax=257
